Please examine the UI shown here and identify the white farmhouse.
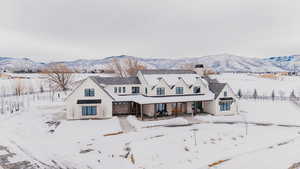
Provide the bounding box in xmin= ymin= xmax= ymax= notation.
xmin=65 ymin=65 xmax=238 ymax=120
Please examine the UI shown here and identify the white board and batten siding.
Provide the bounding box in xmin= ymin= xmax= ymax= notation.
xmin=66 ymin=78 xmax=113 ymax=119
xmin=204 ymin=84 xmax=239 ymax=116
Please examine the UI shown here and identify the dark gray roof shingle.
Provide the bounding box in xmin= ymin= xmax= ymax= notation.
xmin=208 ymin=82 xmax=226 ymax=99
xmin=90 ymin=76 xmax=141 ymax=85
xmin=140 ymin=69 xmax=196 ymax=75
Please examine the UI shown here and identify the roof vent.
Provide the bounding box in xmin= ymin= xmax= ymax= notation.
xmin=178 ymin=77 xmax=182 ymax=80
xmin=157 ymin=77 xmax=163 ymax=81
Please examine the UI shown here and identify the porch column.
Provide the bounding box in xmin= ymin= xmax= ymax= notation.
xmin=192 ymin=101 xmax=196 ymax=116
xmin=175 ymin=103 xmax=178 ymax=117
xmin=141 ymin=104 xmax=143 ymax=121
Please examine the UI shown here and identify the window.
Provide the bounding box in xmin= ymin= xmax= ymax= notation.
xmin=84 ymin=88 xmax=95 ymax=96
xmin=132 ymin=87 xmax=140 ymax=94
xmin=224 ymin=91 xmax=227 ymax=97
xmin=176 ymin=87 xmax=184 ymax=94
xmin=82 ymin=106 xmax=97 ymax=116
xmin=219 ymin=102 xmax=231 ymax=111
xmin=114 ymin=87 xmax=117 ymax=93
xmin=123 ymin=87 xmax=126 ymax=93
xmin=118 ymin=87 xmax=122 ymax=93
xmin=145 ymin=88 xmax=148 ymax=94
xmin=156 ymin=87 xmax=165 ymax=96
xmin=193 ymin=86 xmax=201 ymax=93
xmin=155 ymin=103 xmax=167 ymax=113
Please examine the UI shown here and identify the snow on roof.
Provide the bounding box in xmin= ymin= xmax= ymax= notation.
xmin=113 ymin=93 xmax=215 ymax=104
xmin=143 ymin=73 xmax=205 ymax=86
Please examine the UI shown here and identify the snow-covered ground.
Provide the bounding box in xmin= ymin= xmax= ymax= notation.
xmin=212 ymin=73 xmax=300 ymax=97
xmin=1 ymin=98 xmax=300 ymax=169
xmin=0 ymin=73 xmax=115 ymax=96
xmin=2 ymin=73 xmax=300 ymax=169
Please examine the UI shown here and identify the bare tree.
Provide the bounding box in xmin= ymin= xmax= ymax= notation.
xmin=108 ymin=58 xmax=146 ymax=77
xmin=14 ymin=79 xmax=25 ymax=96
xmin=108 ymin=58 xmax=126 ymax=77
xmin=43 ymin=64 xmax=73 ymax=91
xmin=125 ymin=58 xmax=146 ymax=77
xmin=180 ymin=63 xmax=194 ymax=70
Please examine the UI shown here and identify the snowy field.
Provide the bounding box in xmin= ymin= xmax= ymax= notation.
xmin=0 ymin=73 xmax=115 ymax=95
xmin=212 ymin=73 xmax=300 ymax=97
xmin=1 ymin=72 xmax=300 ymax=169
xmin=1 ymin=98 xmax=300 ymax=169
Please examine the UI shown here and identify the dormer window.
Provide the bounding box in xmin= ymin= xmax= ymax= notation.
xmin=132 ymin=87 xmax=140 ymax=94
xmin=224 ymin=91 xmax=228 ymax=97
xmin=156 ymin=87 xmax=165 ymax=96
xmin=193 ymin=86 xmax=201 ymax=93
xmin=176 ymin=87 xmax=184 ymax=94
xmin=84 ymin=88 xmax=95 ymax=97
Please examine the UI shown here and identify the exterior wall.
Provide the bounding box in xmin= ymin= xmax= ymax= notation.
xmin=203 ymin=100 xmax=217 ymax=114
xmin=186 ymin=102 xmax=193 ymax=114
xmin=146 ymin=78 xmax=211 ymax=97
xmin=113 ymin=102 xmax=130 ymax=115
xmin=66 ymin=78 xmax=113 ymax=120
xmin=141 ymin=101 xmax=195 ymax=117
xmin=142 ymin=104 xmax=155 ymax=117
xmin=105 ymin=84 xmax=142 ymax=95
xmin=204 ymin=85 xmax=239 ymax=116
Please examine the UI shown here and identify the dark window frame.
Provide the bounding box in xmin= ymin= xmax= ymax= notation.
xmin=175 ymin=87 xmax=184 ymax=94
xmin=84 ymin=88 xmax=95 ymax=97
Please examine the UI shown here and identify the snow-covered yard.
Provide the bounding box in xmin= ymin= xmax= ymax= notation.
xmin=1 ymin=98 xmax=300 ymax=169
xmin=212 ymin=73 xmax=300 ymax=97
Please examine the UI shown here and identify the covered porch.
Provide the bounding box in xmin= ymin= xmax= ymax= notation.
xmin=113 ymin=93 xmax=215 ymax=120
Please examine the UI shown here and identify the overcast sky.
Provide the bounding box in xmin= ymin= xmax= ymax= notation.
xmin=1 ymin=0 xmax=300 ymax=62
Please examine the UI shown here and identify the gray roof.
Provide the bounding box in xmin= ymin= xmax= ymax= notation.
xmin=202 ymin=76 xmax=219 ymax=83
xmin=208 ymin=82 xmax=227 ymax=99
xmin=90 ymin=76 xmax=141 ymax=85
xmin=140 ymin=69 xmax=196 ymax=75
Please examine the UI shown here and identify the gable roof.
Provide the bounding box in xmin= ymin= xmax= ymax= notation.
xmin=90 ymin=76 xmax=141 ymax=85
xmin=208 ymin=82 xmax=227 ymax=99
xmin=140 ymin=69 xmax=196 ymax=75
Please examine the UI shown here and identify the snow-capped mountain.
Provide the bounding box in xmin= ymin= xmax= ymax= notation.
xmin=1 ymin=54 xmax=300 ymax=73
xmin=0 ymin=57 xmax=46 ymax=72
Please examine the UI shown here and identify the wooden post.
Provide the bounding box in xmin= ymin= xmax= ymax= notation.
xmin=141 ymin=104 xmax=143 ymax=120
xmin=192 ymin=101 xmax=196 ymax=116
xmin=175 ymin=103 xmax=178 ymax=117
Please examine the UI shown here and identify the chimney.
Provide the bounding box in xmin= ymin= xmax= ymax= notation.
xmin=193 ymin=64 xmax=205 ymax=77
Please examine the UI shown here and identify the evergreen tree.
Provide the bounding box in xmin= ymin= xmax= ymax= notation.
xmin=271 ymin=90 xmax=275 ymax=100
xmin=290 ymin=90 xmax=296 ymax=98
xmin=253 ymin=89 xmax=258 ymax=99
xmin=237 ymin=89 xmax=242 ymax=98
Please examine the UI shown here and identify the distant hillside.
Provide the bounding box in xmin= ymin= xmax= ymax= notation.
xmin=1 ymin=54 xmax=300 ymax=73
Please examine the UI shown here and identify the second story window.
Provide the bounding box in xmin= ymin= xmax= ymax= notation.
xmin=118 ymin=87 xmax=122 ymax=93
xmin=156 ymin=87 xmax=165 ymax=96
xmin=84 ymin=88 xmax=95 ymax=97
xmin=224 ymin=91 xmax=227 ymax=97
xmin=176 ymin=87 xmax=184 ymax=94
xmin=145 ymin=88 xmax=148 ymax=95
xmin=193 ymin=86 xmax=201 ymax=94
xmin=132 ymin=87 xmax=140 ymax=94
xmin=123 ymin=87 xmax=126 ymax=93
xmin=114 ymin=87 xmax=117 ymax=93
